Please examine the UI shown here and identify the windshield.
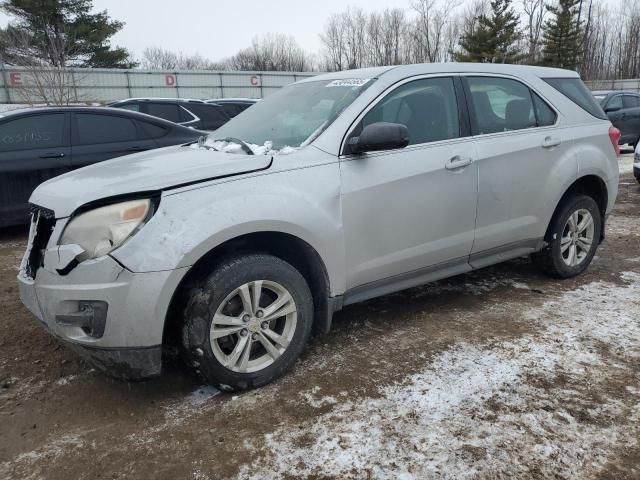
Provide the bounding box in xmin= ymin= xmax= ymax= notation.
xmin=206 ymin=78 xmax=374 ymax=151
xmin=593 ymin=95 xmax=606 ymax=104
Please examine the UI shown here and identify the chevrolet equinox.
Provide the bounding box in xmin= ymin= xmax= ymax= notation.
xmin=18 ymin=64 xmax=620 ymax=390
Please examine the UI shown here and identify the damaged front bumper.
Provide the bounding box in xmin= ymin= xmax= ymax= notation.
xmin=17 ymin=215 xmax=187 ymax=380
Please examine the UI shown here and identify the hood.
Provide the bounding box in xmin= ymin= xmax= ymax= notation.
xmin=31 ymin=144 xmax=272 ymax=218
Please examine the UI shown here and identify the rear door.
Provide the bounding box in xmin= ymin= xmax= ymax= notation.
xmin=0 ymin=112 xmax=71 ymax=225
xmin=463 ymin=75 xmax=567 ymax=266
xmin=70 ymin=112 xmax=156 ymax=169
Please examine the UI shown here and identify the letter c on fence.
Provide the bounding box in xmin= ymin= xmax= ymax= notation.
xmin=9 ymin=72 xmax=22 ymax=85
xmin=165 ymin=74 xmax=176 ymax=86
xmin=250 ymin=75 xmax=260 ymax=87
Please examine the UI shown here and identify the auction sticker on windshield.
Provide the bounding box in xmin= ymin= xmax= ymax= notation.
xmin=326 ymin=79 xmax=371 ymax=87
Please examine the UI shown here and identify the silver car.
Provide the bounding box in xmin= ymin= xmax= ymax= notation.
xmin=18 ymin=64 xmax=620 ymax=390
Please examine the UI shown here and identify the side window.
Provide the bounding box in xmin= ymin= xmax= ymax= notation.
xmin=74 ymin=114 xmax=137 ymax=145
xmin=178 ymin=106 xmax=196 ymax=123
xmin=362 ymin=77 xmax=460 ymax=146
xmin=623 ymin=95 xmax=640 ymax=109
xmin=118 ymin=103 xmax=140 ymax=112
xmin=532 ymin=92 xmax=557 ymax=127
xmin=146 ymin=103 xmax=181 ymax=123
xmin=187 ymin=104 xmax=230 ymax=130
xmin=606 ymin=95 xmax=623 ymax=111
xmin=0 ymin=114 xmax=65 ymax=152
xmin=467 ymin=77 xmax=539 ymax=134
xmin=136 ymin=120 xmax=168 ymax=139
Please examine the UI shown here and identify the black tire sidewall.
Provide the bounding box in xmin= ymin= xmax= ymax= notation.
xmin=182 ymin=254 xmax=313 ymax=390
xmin=547 ymin=195 xmax=602 ymax=278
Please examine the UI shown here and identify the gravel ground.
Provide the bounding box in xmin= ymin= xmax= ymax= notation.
xmin=0 ymin=153 xmax=639 ymax=480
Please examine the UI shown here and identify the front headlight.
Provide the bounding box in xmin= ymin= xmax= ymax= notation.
xmin=59 ymin=199 xmax=154 ymax=261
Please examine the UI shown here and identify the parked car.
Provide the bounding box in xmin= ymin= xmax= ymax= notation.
xmin=205 ymin=98 xmax=258 ymax=118
xmin=0 ymin=107 xmax=202 ymax=227
xmin=592 ymin=90 xmax=640 ymax=147
xmin=19 ymin=64 xmax=619 ymax=390
xmin=634 ymin=142 xmax=640 ymax=183
xmin=109 ymin=98 xmax=230 ymax=131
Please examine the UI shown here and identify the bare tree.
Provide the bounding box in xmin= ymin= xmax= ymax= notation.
xmin=229 ymin=33 xmax=312 ymax=71
xmin=411 ymin=0 xmax=459 ymax=62
xmin=0 ymin=27 xmax=82 ymax=105
xmin=140 ymin=46 xmax=224 ymax=70
xmin=522 ymin=0 xmax=547 ymax=62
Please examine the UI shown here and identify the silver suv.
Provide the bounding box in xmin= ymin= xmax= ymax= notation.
xmin=18 ymin=64 xmax=620 ymax=390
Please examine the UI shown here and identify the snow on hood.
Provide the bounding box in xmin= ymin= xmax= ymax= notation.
xmin=30 ymin=144 xmax=272 ymax=218
xmin=191 ymin=138 xmax=299 ymax=156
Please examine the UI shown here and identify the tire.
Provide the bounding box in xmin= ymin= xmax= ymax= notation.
xmin=181 ymin=253 xmax=314 ymax=391
xmin=532 ymin=195 xmax=602 ymax=279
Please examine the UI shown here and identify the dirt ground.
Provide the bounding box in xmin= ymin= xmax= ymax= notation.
xmin=1 ymin=153 xmax=639 ymax=480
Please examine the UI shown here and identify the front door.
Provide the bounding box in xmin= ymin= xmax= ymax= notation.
xmin=340 ymin=76 xmax=478 ymax=291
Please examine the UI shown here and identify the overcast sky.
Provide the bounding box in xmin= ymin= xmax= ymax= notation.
xmin=0 ymin=0 xmax=398 ymax=62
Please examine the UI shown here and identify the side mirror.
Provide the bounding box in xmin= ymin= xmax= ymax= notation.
xmin=347 ymin=122 xmax=409 ymax=154
xmin=605 ymin=105 xmax=621 ymax=113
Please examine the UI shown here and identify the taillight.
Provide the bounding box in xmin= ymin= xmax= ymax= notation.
xmin=608 ymin=126 xmax=621 ymax=156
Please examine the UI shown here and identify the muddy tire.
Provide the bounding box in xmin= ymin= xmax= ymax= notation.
xmin=181 ymin=254 xmax=313 ymax=391
xmin=533 ymin=195 xmax=602 ymax=279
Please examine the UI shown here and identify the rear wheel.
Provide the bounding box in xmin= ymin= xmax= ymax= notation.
xmin=533 ymin=195 xmax=602 ymax=278
xmin=181 ymin=254 xmax=314 ymax=390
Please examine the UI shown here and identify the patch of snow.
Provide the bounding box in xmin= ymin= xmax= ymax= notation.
xmin=55 ymin=374 xmax=77 ymax=386
xmin=238 ymin=272 xmax=640 ymax=479
xmin=300 ymin=386 xmax=339 ymax=408
xmin=191 ymin=137 xmax=298 ymax=156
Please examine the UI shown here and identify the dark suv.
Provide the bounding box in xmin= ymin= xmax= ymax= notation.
xmin=593 ymin=90 xmax=640 ymax=147
xmin=0 ymin=106 xmax=202 ymax=227
xmin=109 ymin=98 xmax=230 ymax=131
xmin=205 ymin=98 xmax=258 ymax=118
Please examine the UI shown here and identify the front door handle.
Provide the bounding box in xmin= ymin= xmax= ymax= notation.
xmin=40 ymin=152 xmax=65 ymax=159
xmin=542 ymin=136 xmax=561 ymax=148
xmin=445 ymin=155 xmax=473 ymax=170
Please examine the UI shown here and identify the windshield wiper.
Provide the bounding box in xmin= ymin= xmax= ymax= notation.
xmin=210 ymin=137 xmax=255 ymax=155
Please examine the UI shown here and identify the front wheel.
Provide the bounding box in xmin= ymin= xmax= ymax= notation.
xmin=533 ymin=195 xmax=602 ymax=278
xmin=181 ymin=254 xmax=314 ymax=391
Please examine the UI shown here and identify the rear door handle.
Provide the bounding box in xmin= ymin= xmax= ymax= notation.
xmin=445 ymin=155 xmax=473 ymax=170
xmin=542 ymin=136 xmax=561 ymax=148
xmin=39 ymin=152 xmax=65 ymax=159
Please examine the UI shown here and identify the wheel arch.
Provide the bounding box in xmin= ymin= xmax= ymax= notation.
xmin=545 ymin=174 xmax=608 ymax=242
xmin=163 ymin=231 xmax=334 ymax=348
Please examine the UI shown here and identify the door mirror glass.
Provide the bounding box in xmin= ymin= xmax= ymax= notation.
xmin=347 ymin=122 xmax=409 ymax=154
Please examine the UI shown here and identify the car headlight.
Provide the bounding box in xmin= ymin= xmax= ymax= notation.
xmin=59 ymin=199 xmax=154 ymax=262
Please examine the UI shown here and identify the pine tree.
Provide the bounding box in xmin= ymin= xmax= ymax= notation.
xmin=455 ymin=0 xmax=523 ymax=63
xmin=541 ymin=0 xmax=583 ymax=70
xmin=0 ymin=0 xmax=134 ymax=68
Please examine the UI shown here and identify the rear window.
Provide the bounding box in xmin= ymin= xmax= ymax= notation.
xmin=543 ymin=78 xmax=608 ymax=120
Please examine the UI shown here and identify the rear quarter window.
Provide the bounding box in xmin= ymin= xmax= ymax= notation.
xmin=543 ymin=78 xmax=608 ymax=120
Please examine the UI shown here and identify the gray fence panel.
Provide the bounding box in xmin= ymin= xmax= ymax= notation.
xmin=0 ymin=67 xmax=319 ymax=104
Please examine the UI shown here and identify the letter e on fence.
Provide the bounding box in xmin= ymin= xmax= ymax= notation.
xmin=165 ymin=74 xmax=176 ymax=86
xmin=9 ymin=72 xmax=22 ymax=85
